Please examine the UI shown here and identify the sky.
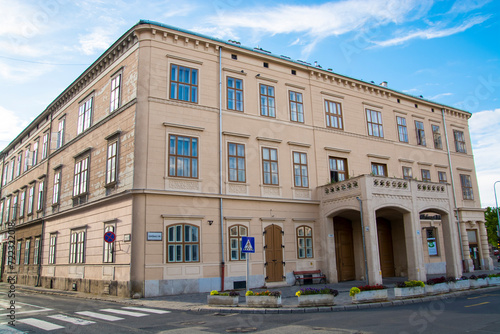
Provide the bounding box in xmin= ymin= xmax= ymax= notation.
xmin=0 ymin=0 xmax=499 ymax=207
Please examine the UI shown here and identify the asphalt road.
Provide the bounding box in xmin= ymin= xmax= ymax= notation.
xmin=1 ymin=287 xmax=499 ymax=333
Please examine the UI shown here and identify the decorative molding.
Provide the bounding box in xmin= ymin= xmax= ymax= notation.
xmin=163 ymin=122 xmax=205 ymax=132
xmin=398 ymin=158 xmax=414 ymax=163
xmin=321 ymin=91 xmax=344 ymax=99
xmin=456 ymin=167 xmax=473 ymax=172
xmin=428 ymin=118 xmax=441 ymax=123
xmin=287 ymin=141 xmax=311 ymax=148
xmin=222 ymin=131 xmax=250 ymax=138
xmin=255 ymin=75 xmax=278 ymax=83
xmin=285 ymin=83 xmax=306 ymax=90
xmin=223 ymin=67 xmax=247 ymax=76
xmin=367 ymin=153 xmax=390 ymax=160
xmin=363 ymin=102 xmax=383 ymax=109
xmin=73 ymin=147 xmax=92 ymax=159
xmin=105 ymin=130 xmax=122 ymax=140
xmin=256 ymin=137 xmax=282 ymax=143
xmin=411 ymin=114 xmax=425 ymax=120
xmin=166 ymin=54 xmax=203 ymax=65
xmin=260 ymin=217 xmax=286 ymax=221
xmin=393 ymin=109 xmax=407 ymax=115
xmin=450 ymin=123 xmax=465 ymax=129
xmin=161 ymin=214 xmax=205 ymax=219
xmin=417 ymin=162 xmax=432 ymax=166
xmin=434 ymin=164 xmax=448 ymax=168
xmin=224 ymin=216 xmax=253 ymax=220
xmin=324 ymin=147 xmax=351 ymax=154
xmin=292 ymin=218 xmax=316 ymax=222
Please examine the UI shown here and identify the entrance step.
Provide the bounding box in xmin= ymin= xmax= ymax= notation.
xmin=265 ymin=281 xmax=289 ymax=289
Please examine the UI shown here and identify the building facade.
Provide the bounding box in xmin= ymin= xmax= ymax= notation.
xmin=0 ymin=20 xmax=492 ymax=297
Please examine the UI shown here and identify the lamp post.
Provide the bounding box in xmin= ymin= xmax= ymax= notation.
xmin=494 ymin=181 xmax=500 ymax=240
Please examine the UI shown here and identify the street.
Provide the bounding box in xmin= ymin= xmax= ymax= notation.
xmin=1 ymin=287 xmax=499 ymax=333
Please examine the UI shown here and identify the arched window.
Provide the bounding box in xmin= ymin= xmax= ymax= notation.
xmin=296 ymin=226 xmax=313 ymax=259
xmin=229 ymin=225 xmax=248 ymax=261
xmin=166 ymin=224 xmax=199 ymax=263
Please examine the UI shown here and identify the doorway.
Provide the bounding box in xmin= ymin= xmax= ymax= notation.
xmin=265 ymin=224 xmax=283 ymax=282
xmin=377 ymin=217 xmax=396 ymax=277
xmin=334 ymin=217 xmax=355 ymax=281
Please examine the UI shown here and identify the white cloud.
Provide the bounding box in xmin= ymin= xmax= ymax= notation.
xmin=469 ymin=108 xmax=500 ymax=207
xmin=77 ymin=24 xmax=120 ymax=55
xmin=0 ymin=61 xmax=54 ymax=83
xmin=448 ymin=0 xmax=492 ymax=13
xmin=427 ymin=92 xmax=453 ymax=100
xmin=0 ymin=106 xmax=30 ymax=151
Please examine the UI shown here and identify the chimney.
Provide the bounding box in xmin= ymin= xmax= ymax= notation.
xmin=380 ymin=81 xmax=388 ymax=87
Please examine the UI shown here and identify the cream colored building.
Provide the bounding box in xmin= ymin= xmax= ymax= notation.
xmin=0 ymin=20 xmax=491 ymax=297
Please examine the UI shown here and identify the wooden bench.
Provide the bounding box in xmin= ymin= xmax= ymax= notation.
xmin=293 ymin=270 xmax=327 ymax=286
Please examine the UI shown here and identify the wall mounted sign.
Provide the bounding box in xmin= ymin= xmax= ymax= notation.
xmin=147 ymin=232 xmax=162 ymax=241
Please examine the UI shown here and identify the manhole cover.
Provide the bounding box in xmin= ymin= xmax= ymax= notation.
xmin=226 ymin=327 xmax=257 ymax=333
xmin=179 ymin=321 xmax=206 ymax=326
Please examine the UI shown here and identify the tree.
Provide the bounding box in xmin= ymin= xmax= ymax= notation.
xmin=484 ymin=207 xmax=500 ymax=247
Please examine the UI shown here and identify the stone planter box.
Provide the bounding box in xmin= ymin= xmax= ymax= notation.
xmin=425 ymin=283 xmax=450 ymax=295
xmin=246 ymin=295 xmax=282 ymax=308
xmin=297 ymin=294 xmax=334 ymax=307
xmin=449 ymin=280 xmax=470 ymax=291
xmin=351 ymin=289 xmax=388 ymax=304
xmin=207 ymin=295 xmax=239 ymax=306
xmin=469 ymin=279 xmax=488 ymax=289
xmin=394 ymin=286 xmax=425 ymax=299
xmin=487 ymin=277 xmax=500 ymax=286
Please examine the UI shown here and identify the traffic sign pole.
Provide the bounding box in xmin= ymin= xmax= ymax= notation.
xmin=241 ymin=236 xmax=255 ymax=291
xmin=246 ymin=253 xmax=250 ymax=292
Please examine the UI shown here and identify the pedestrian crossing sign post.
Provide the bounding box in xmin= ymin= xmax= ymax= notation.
xmin=241 ymin=237 xmax=255 ymax=291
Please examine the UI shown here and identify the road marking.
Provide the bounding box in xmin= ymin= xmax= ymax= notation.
xmin=75 ymin=311 xmax=124 ymax=321
xmin=122 ymin=306 xmax=171 ymax=314
xmin=0 ymin=301 xmax=52 ymax=317
xmin=100 ymin=308 xmax=148 ymax=317
xmin=47 ymin=314 xmax=96 ymax=325
xmin=465 ymin=301 xmax=490 ymax=308
xmin=467 ymin=294 xmax=496 ymax=299
xmin=17 ymin=318 xmax=64 ymax=331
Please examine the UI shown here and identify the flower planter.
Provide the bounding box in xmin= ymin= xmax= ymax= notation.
xmin=487 ymin=277 xmax=500 ymax=286
xmin=425 ymin=283 xmax=450 ymax=295
xmin=449 ymin=280 xmax=470 ymax=291
xmin=351 ymin=289 xmax=388 ymax=304
xmin=246 ymin=295 xmax=282 ymax=308
xmin=297 ymin=294 xmax=334 ymax=307
xmin=394 ymin=286 xmax=425 ymax=299
xmin=207 ymin=295 xmax=239 ymax=306
xmin=469 ymin=278 xmax=488 ymax=289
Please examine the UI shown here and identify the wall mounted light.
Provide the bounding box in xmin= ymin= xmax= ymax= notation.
xmin=208 ymin=220 xmax=214 ymax=225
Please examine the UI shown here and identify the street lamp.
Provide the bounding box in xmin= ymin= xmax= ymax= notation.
xmin=494 ymin=181 xmax=500 ymax=241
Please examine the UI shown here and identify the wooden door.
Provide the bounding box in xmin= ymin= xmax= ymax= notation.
xmin=334 ymin=217 xmax=356 ymax=281
xmin=377 ymin=218 xmax=395 ymax=277
xmin=265 ymin=224 xmax=283 ymax=282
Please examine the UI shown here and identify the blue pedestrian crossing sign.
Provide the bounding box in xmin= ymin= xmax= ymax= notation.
xmin=241 ymin=237 xmax=255 ymax=253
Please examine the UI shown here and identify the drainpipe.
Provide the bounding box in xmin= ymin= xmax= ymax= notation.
xmin=356 ymin=197 xmax=369 ymax=285
xmin=441 ymin=108 xmax=465 ymax=271
xmin=218 ymin=46 xmax=225 ymax=291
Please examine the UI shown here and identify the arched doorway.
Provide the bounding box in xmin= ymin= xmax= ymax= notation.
xmin=264 ymin=224 xmax=283 ymax=282
xmin=334 ymin=217 xmax=356 ymax=281
xmin=377 ymin=217 xmax=395 ymax=277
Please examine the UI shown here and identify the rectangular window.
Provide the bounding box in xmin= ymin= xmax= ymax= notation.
xmin=421 ymin=169 xmax=431 ymax=182
xmin=32 ymin=141 xmax=39 ymax=166
xmin=8 ymin=159 xmax=14 ymax=182
xmin=371 ymin=163 xmax=387 ymax=176
xmin=106 ymin=140 xmax=118 ymax=185
xmin=297 ymin=226 xmax=313 ymax=258
xmin=53 ymin=170 xmax=61 ymax=205
xmin=432 ymin=125 xmax=442 ymax=149
xmin=426 ymin=228 xmax=438 ymax=256
xmin=42 ymin=133 xmax=49 ymax=159
xmin=48 ymin=234 xmax=57 ymax=264
xmin=454 ymin=130 xmax=467 ymax=153
xmin=229 ymin=225 xmax=248 ymax=261
xmin=460 ymin=174 xmax=474 ymax=200
xmin=103 ymin=224 xmax=115 ymax=263
xmin=289 ymin=91 xmax=304 ymax=123
xmin=0 ymin=201 xmax=3 ymax=225
xmin=70 ymin=230 xmax=86 ymax=264
xmin=73 ymin=156 xmax=89 ymax=196
xmin=259 ymin=84 xmax=275 ymax=117
xmin=19 ymin=190 xmax=25 ymax=218
xmin=16 ymin=153 xmax=22 ymax=177
xmin=56 ymin=118 xmax=65 ymax=149
xmin=366 ymin=109 xmax=383 ymax=137
xmin=397 ymin=116 xmax=408 ymax=143
xmin=438 ymin=171 xmax=447 ymax=184
xmin=5 ymin=197 xmax=11 ymax=223
xmin=262 ymin=147 xmax=279 ymax=185
xmin=168 ymin=135 xmax=198 ymax=178
xmin=403 ymin=167 xmax=412 ymax=180
xmin=293 ymin=151 xmax=308 ymax=188
xmin=166 ymin=224 xmax=199 ymax=262
xmin=16 ymin=240 xmax=22 ymax=265
xmin=325 ymin=100 xmax=343 ymax=129
xmin=415 ymin=121 xmax=426 ymax=146
xmin=77 ymin=97 xmax=93 ymax=134
xmin=329 ymin=157 xmax=348 ymax=182
xmin=37 ymin=180 xmax=44 ymax=211
xmin=228 ymin=142 xmax=245 ymax=182
xmin=34 ymin=237 xmax=41 ymax=265
xmin=11 ymin=194 xmax=17 ymax=221
xmin=110 ymin=73 xmax=121 ymax=112
xmin=227 ymin=77 xmax=243 ymax=111
xmin=24 ymin=238 xmax=31 ymax=265
xmin=170 ymin=64 xmax=198 ymax=103
xmin=2 ymin=164 xmax=7 ymax=186
xmin=27 ymin=185 xmax=35 ymax=215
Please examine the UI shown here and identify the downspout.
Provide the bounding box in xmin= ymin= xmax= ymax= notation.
xmin=218 ymin=46 xmax=225 ymax=291
xmin=356 ymin=197 xmax=369 ymax=285
xmin=441 ymin=108 xmax=465 ymax=271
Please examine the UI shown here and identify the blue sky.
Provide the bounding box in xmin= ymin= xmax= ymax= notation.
xmin=0 ymin=0 xmax=499 ymax=207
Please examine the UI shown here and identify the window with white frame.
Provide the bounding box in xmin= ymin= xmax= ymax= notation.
xmin=24 ymin=238 xmax=31 ymax=265
xmin=70 ymin=229 xmax=86 ymax=264
xmin=8 ymin=159 xmax=14 ymax=182
xmin=297 ymin=226 xmax=313 ymax=258
xmin=42 ymin=133 xmax=49 ymax=159
xmin=11 ymin=194 xmax=17 ymax=221
xmin=34 ymin=237 xmax=41 ymax=265
xmin=0 ymin=201 xmax=3 ymax=225
xmin=106 ymin=139 xmax=118 ymax=185
xmin=103 ymin=224 xmax=115 ymax=263
xmin=366 ymin=109 xmax=383 ymax=137
xmin=5 ymin=197 xmax=10 ymax=223
xmin=16 ymin=240 xmax=22 ymax=265
xmin=37 ymin=180 xmax=44 ymax=211
xmin=27 ymin=185 xmax=35 ymax=215
xmin=289 ymin=91 xmax=304 ymax=123
xmin=2 ymin=164 xmax=8 ymax=185
xmin=110 ymin=73 xmax=122 ymax=112
xmin=166 ymin=224 xmax=199 ymax=262
xmin=77 ymin=97 xmax=93 ymax=134
xmin=16 ymin=153 xmax=22 ymax=177
xmin=32 ymin=141 xmax=38 ymax=166
xmin=415 ymin=121 xmax=426 ymax=146
xmin=24 ymin=148 xmax=30 ymax=172
xmin=19 ymin=190 xmax=26 ymax=218
xmin=56 ymin=118 xmax=65 ymax=149
xmin=73 ymin=156 xmax=89 ymax=197
xmin=48 ymin=233 xmax=57 ymax=264
xmin=262 ymin=147 xmax=279 ymax=185
xmin=229 ymin=225 xmax=247 ymax=261
xmin=53 ymin=170 xmax=61 ymax=205
xmin=293 ymin=151 xmax=308 ymax=188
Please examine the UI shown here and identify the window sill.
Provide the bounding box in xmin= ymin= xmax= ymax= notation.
xmin=104 ymin=181 xmax=118 ymax=189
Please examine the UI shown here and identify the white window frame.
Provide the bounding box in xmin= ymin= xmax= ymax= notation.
xmin=48 ymin=233 xmax=57 ymax=264
xmin=37 ymin=180 xmax=44 ymax=211
xmin=73 ymin=156 xmax=89 ymax=197
xmin=53 ymin=170 xmax=61 ymax=205
xmin=24 ymin=238 xmax=31 ymax=265
xmin=34 ymin=237 xmax=41 ymax=265
xmin=110 ymin=73 xmax=122 ymax=112
xmin=42 ymin=133 xmax=49 ymax=159
xmin=27 ymin=185 xmax=35 ymax=215
xmin=103 ymin=223 xmax=115 ymax=263
xmin=70 ymin=229 xmax=86 ymax=264
xmin=106 ymin=139 xmax=118 ymax=185
xmin=77 ymin=96 xmax=93 ymax=134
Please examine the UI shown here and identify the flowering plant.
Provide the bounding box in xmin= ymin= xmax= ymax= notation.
xmin=210 ymin=290 xmax=239 ymax=296
xmin=426 ymin=276 xmax=447 ymax=285
xmin=350 ymin=284 xmax=386 ymax=296
xmin=395 ymin=280 xmax=424 ymax=288
xmin=468 ymin=274 xmax=488 ymax=280
xmin=488 ymin=273 xmax=500 ymax=278
xmin=245 ymin=290 xmax=281 ymax=297
xmin=295 ymin=286 xmax=339 ymax=297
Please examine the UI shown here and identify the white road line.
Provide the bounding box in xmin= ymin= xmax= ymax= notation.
xmin=47 ymin=314 xmax=96 ymax=325
xmin=122 ymin=306 xmax=171 ymax=314
xmin=17 ymin=318 xmax=64 ymax=331
xmin=75 ymin=311 xmax=124 ymax=321
xmin=100 ymin=308 xmax=148 ymax=317
xmin=0 ymin=309 xmax=54 ymax=316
